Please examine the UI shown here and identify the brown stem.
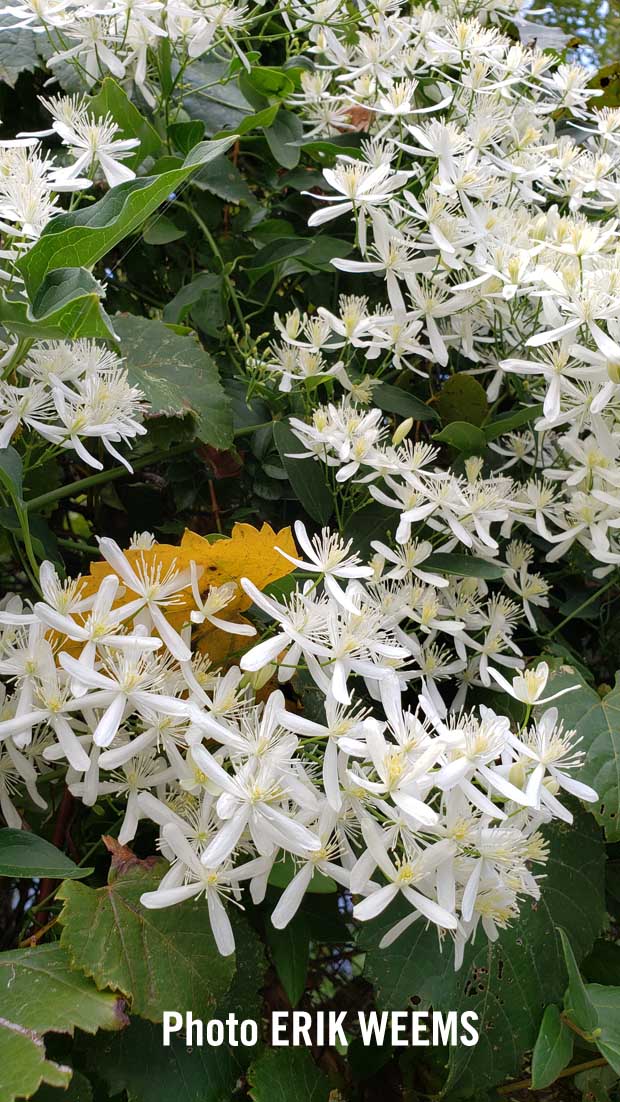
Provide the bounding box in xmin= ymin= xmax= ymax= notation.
xmin=497 ymin=1056 xmax=608 ymax=1094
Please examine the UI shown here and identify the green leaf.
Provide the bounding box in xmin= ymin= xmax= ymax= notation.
xmin=273 ymin=421 xmax=333 ymax=525
xmin=433 ymin=420 xmax=487 ymax=455
xmin=424 ymin=552 xmax=504 ymax=580
xmin=184 ymin=59 xmax=255 ymax=135
xmin=79 ymin=912 xmax=267 ymax=1101
xmin=244 ymin=67 xmax=295 ymax=100
xmin=18 ymin=136 xmax=236 ymax=295
xmin=88 ymin=77 xmax=162 ymax=170
xmin=0 ymin=828 xmax=93 ymax=879
xmin=0 ymin=269 xmax=115 ymax=341
xmin=585 ymin=984 xmax=620 ymax=1074
xmin=194 ymin=153 xmax=255 ymax=205
xmin=483 ymin=403 xmax=543 ymax=441
xmin=169 ymin=120 xmax=205 ymax=155
xmin=248 ymin=236 xmax=314 ymax=274
xmin=78 ymin=1016 xmax=245 ymax=1102
xmin=263 ymin=111 xmax=304 ymax=169
xmin=0 ymin=14 xmax=45 ymax=87
xmin=343 ymin=503 xmax=396 ymax=558
xmin=57 ymin=857 xmax=235 ymax=1022
xmin=0 ymin=447 xmax=23 ymax=502
xmin=536 ymin=666 xmax=620 ymax=840
xmin=31 ymin=1070 xmax=92 ymax=1102
xmin=0 ymin=943 xmax=125 ymax=1102
xmin=265 ymin=913 xmax=310 ymax=1007
xmin=214 ymin=103 xmax=279 ymax=138
xmin=373 ymin=382 xmax=439 ymax=422
xmin=560 ymin=929 xmax=599 ymax=1034
xmin=361 ymin=811 xmax=605 ymax=1095
xmin=248 ymin=1049 xmax=330 ymax=1102
xmin=436 ymin=373 xmax=488 ymax=426
xmin=162 ymin=273 xmax=222 ymax=325
xmin=583 ymin=940 xmax=620 ymax=986
xmin=112 ymin=315 xmax=233 ymax=450
xmin=143 ymin=216 xmax=186 ymax=245
xmin=531 ymin=1004 xmax=574 ymax=1089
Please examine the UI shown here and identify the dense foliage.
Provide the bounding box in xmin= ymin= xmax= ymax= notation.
xmin=1 ymin=0 xmax=620 ymax=1099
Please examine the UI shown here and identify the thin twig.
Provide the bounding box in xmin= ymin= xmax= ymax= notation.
xmin=497 ymin=1056 xmax=608 ymax=1094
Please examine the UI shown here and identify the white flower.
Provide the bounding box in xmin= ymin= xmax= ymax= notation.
xmin=488 ymin=662 xmax=579 ymax=706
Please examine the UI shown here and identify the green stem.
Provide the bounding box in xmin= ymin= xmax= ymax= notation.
xmin=25 ymin=442 xmax=196 ymax=513
xmin=24 ymin=423 xmax=273 ymax=514
xmin=546 ymin=573 xmax=618 ymax=640
xmin=176 ymin=201 xmax=247 ymax=331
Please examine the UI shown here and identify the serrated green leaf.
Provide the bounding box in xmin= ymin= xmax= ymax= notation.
xmin=0 ymin=1021 xmax=71 ymax=1102
xmin=361 ymin=811 xmax=605 ymax=1095
xmin=0 ymin=943 xmax=125 ymax=1102
xmin=32 ymin=1069 xmax=92 ymax=1102
xmin=18 ymin=137 xmax=236 ymax=295
xmin=112 ymin=315 xmax=233 ymax=450
xmin=531 ymin=1004 xmax=574 ymax=1089
xmin=273 ymin=421 xmax=333 ymax=525
xmin=79 ymin=912 xmax=266 ymax=1101
xmin=0 ymin=828 xmax=92 ymax=879
xmin=78 ymin=1016 xmax=244 ymax=1102
xmin=248 ymin=1049 xmax=330 ymax=1102
xmin=250 ymin=1049 xmax=330 ymax=1102
xmin=57 ymin=858 xmax=234 ymax=1022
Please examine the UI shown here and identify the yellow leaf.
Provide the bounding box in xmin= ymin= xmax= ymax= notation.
xmin=82 ymin=522 xmax=297 ymax=663
xmin=179 ymin=522 xmax=296 ymax=609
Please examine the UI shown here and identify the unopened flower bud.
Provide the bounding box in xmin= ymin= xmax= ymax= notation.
xmin=392 ymin=417 xmax=413 ymax=446
xmin=509 ymin=762 xmax=526 ymax=788
xmin=241 ymin=664 xmax=276 ymax=691
xmin=543 ymin=776 xmax=560 ymax=796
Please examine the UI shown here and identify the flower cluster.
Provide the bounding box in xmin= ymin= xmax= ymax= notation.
xmin=0 ymin=93 xmax=142 ymax=283
xmin=2 ymin=0 xmax=255 ymax=104
xmin=267 ymin=0 xmax=620 ymax=574
xmin=0 ymin=525 xmax=596 ymax=963
xmin=0 ymin=340 xmax=147 ymax=470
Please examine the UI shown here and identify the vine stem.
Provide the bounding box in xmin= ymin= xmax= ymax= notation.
xmin=497 ymin=1056 xmax=608 ymax=1094
xmin=176 ymin=200 xmax=247 ymax=330
xmin=24 ymin=424 xmax=272 ymax=515
xmin=545 ymin=573 xmax=618 ymax=640
xmin=24 ymin=442 xmax=196 ymax=513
